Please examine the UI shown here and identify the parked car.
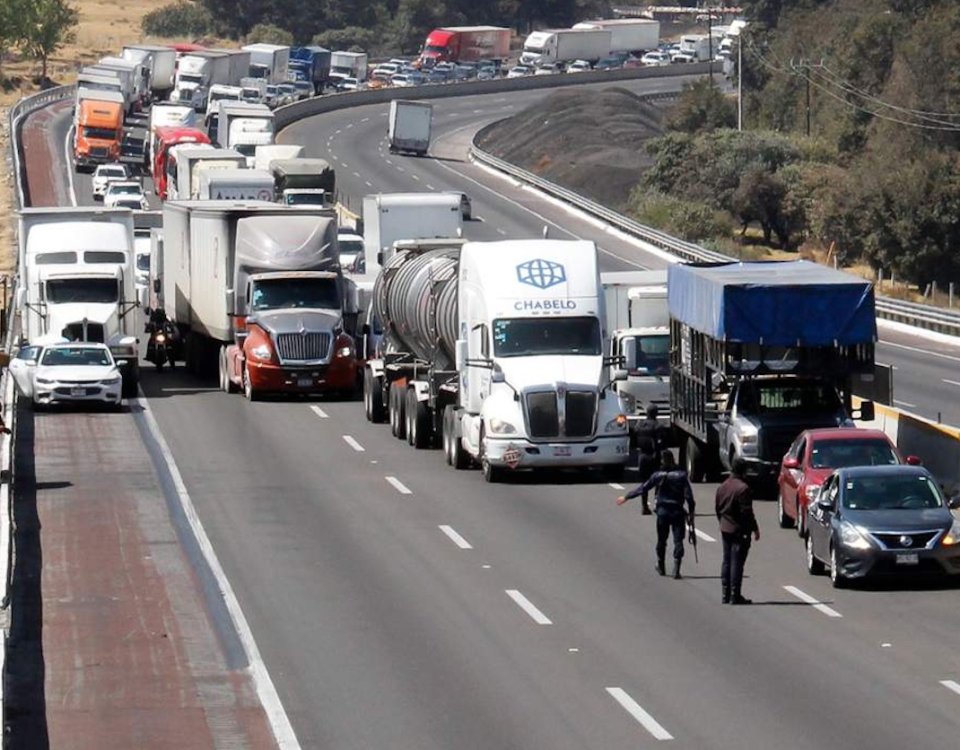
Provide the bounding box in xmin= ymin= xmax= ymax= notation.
xmin=567 ymin=60 xmax=592 ymax=73
xmin=506 ymin=65 xmax=533 ymax=78
xmin=92 ymin=163 xmax=129 ymax=201
xmin=805 ymin=465 xmax=960 ymax=587
xmin=10 ymin=342 xmax=124 ymax=410
xmin=779 ymin=428 xmax=919 ymax=536
xmin=641 ymin=51 xmax=671 ymax=66
xmin=103 ymin=180 xmax=146 ymax=208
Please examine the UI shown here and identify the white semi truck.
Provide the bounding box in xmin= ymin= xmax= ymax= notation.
xmin=388 ymin=100 xmax=432 ymax=156
xmin=362 ymin=239 xmax=631 ymax=481
xmin=573 ymin=19 xmax=660 ymax=53
xmin=121 ymin=44 xmax=177 ymax=100
xmin=17 ymin=207 xmax=141 ymax=396
xmin=214 ymin=101 xmax=275 ymax=164
xmin=242 ymin=44 xmax=291 ymax=84
xmin=520 ymin=28 xmax=613 ymax=66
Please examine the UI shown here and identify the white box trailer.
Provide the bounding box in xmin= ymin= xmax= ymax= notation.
xmin=242 ymin=43 xmax=290 ymax=84
xmin=330 ymin=51 xmax=368 ymax=82
xmin=388 ymin=100 xmax=432 ymax=156
xmin=189 ymin=154 xmax=248 ymax=199
xmin=521 ymin=28 xmax=613 ymax=66
xmin=121 ymin=44 xmax=177 ymax=98
xmin=362 ymin=192 xmax=462 ymax=274
xmin=253 ymin=143 xmax=304 ymax=171
xmin=573 ymin=19 xmax=660 ymax=53
xmin=198 ymin=168 xmax=275 ymax=201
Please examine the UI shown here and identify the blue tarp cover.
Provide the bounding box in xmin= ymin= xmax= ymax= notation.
xmin=667 ymin=261 xmax=876 ymax=346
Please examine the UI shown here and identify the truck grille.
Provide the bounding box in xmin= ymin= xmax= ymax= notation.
xmin=61 ymin=322 xmax=105 ymax=343
xmin=760 ymin=426 xmax=802 ymax=464
xmin=275 ymin=332 xmax=331 ymax=362
xmin=524 ymin=390 xmax=597 ymax=440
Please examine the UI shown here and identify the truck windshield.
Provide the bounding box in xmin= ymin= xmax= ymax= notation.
xmin=46 ymin=278 xmax=118 ymax=304
xmin=251 ymin=278 xmax=340 ymax=311
xmin=628 ymin=334 xmax=669 ymax=375
xmin=424 ymin=45 xmax=447 ymax=54
xmin=738 ymin=380 xmax=843 ymax=416
xmin=285 ymin=192 xmax=326 ymax=206
xmin=83 ymin=126 xmax=119 ymax=140
xmin=136 ymin=253 xmax=150 ymax=272
xmin=492 ymin=317 xmax=601 ymax=357
xmin=178 ymin=74 xmax=202 ymax=84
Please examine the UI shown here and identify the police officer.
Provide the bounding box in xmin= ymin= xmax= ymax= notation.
xmin=617 ymin=452 xmax=696 ymax=579
xmin=634 ymin=404 xmax=667 ymax=515
xmin=715 ymin=458 xmax=759 ymax=604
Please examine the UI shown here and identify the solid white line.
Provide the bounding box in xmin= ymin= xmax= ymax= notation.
xmin=608 ymin=482 xmax=625 ymax=490
xmin=694 ymin=528 xmax=716 ymax=543
xmin=342 ymin=435 xmax=365 ymax=452
xmin=942 ymin=379 xmax=960 ymax=387
xmin=505 ymin=589 xmax=552 ymax=625
xmin=134 ymin=394 xmax=300 ymax=748
xmin=606 ymin=687 xmax=674 ymax=741
xmin=64 ymin=125 xmax=78 ymax=206
xmin=386 ymin=476 xmax=412 ymax=495
xmin=309 ymin=405 xmax=328 ymax=419
xmin=894 ymin=399 xmax=917 ymax=408
xmin=940 ymin=679 xmax=960 ymax=696
xmin=439 ymin=525 xmax=473 ymax=549
xmin=879 ymin=339 xmax=960 ymax=364
xmin=783 ymin=585 xmax=843 ymax=618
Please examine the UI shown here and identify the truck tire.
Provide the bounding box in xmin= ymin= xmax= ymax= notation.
xmin=480 ymin=426 xmax=505 ymax=483
xmin=444 ymin=405 xmax=470 ymax=469
xmin=685 ymin=437 xmax=706 ymax=483
xmin=364 ymin=369 xmax=386 ymax=423
xmin=406 ymin=389 xmax=431 ymax=449
xmin=219 ymin=347 xmax=239 ymax=393
xmin=243 ymin=365 xmax=260 ymax=402
xmin=389 ymin=383 xmax=406 ymax=440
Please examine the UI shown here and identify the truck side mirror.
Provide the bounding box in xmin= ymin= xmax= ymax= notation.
xmin=225 ymin=287 xmax=235 ymax=315
xmin=455 ymin=339 xmax=467 ymax=371
xmin=857 ymin=400 xmax=875 ymax=422
xmin=491 ymin=366 xmax=505 ymax=384
xmin=612 ymin=368 xmax=629 ymax=382
xmin=621 ymin=336 xmax=637 ymax=370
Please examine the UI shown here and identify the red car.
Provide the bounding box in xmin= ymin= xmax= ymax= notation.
xmin=777 ymin=428 xmax=921 ymax=536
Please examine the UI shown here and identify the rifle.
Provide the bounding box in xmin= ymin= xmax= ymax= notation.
xmin=687 ymin=515 xmax=699 ymax=564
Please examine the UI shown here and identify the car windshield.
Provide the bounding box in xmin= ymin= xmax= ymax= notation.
xmin=98 ymin=167 xmax=125 ymax=178
xmin=339 ymin=239 xmax=363 ymax=257
xmin=739 ymin=380 xmax=842 ymax=415
xmin=811 ymin=438 xmax=898 ymax=469
xmin=250 ymin=277 xmax=340 ymax=311
xmin=493 ymin=317 xmax=601 ymax=357
xmin=109 ymin=183 xmax=140 ymax=195
xmin=46 ymin=278 xmax=118 ymax=303
xmin=842 ymin=473 xmax=943 ymax=510
xmin=41 ymin=347 xmax=113 ymax=367
xmin=629 ymin=334 xmax=669 ymax=375
xmin=136 ymin=253 xmax=150 ymax=272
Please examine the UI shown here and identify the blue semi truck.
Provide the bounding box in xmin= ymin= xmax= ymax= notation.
xmin=289 ymin=46 xmax=332 ymax=95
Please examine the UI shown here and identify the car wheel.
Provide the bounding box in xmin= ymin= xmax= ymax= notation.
xmin=806 ymin=534 xmax=824 ymax=575
xmin=829 ymin=545 xmax=847 ymax=588
xmin=778 ymin=491 xmax=794 ymax=529
xmin=796 ymin=501 xmax=807 ymax=538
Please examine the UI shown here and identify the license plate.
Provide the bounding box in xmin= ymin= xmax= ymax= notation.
xmin=70 ymin=387 xmax=86 ymax=397
xmin=896 ymin=553 xmax=919 ymax=565
xmin=297 ymin=377 xmax=313 ymax=387
xmin=552 ymin=445 xmax=571 ymax=457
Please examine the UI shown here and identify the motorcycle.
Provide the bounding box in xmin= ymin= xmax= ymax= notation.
xmin=146 ymin=320 xmax=177 ymax=372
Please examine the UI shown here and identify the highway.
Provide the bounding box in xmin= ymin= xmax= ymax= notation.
xmin=16 ymin=74 xmax=960 ymax=748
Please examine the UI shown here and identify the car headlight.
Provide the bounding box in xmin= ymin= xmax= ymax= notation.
xmin=942 ymin=519 xmax=960 ymax=546
xmin=101 ymin=376 xmax=121 ymax=385
xmin=250 ymin=343 xmax=273 ymax=361
xmin=605 ymin=414 xmax=628 ymax=433
xmin=805 ymin=484 xmax=822 ymax=503
xmin=839 ymin=520 xmax=872 ymax=550
xmin=488 ymin=418 xmax=517 ymax=435
xmin=35 ymin=377 xmax=54 ymax=385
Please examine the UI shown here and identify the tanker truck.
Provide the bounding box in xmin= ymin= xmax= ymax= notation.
xmin=362 ymin=238 xmax=631 ymax=482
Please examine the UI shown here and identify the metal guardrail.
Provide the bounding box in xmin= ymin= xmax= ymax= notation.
xmin=469 ymin=137 xmax=960 ymax=336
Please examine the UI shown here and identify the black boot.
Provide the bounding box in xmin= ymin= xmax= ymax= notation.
xmin=672 ymin=560 xmax=682 ymax=580
xmin=722 ymin=586 xmax=730 ymax=604
xmin=655 ymin=558 xmax=665 ymax=576
xmin=730 ymin=588 xmax=752 ymax=605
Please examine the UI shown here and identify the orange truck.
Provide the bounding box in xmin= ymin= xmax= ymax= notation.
xmin=74 ymin=90 xmax=124 ymax=171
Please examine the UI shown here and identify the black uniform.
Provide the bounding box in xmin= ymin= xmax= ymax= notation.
xmin=634 ymin=416 xmax=667 ymax=511
xmin=626 ymin=468 xmax=696 ymax=574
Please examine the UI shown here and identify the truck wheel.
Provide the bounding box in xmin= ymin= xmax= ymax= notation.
xmin=444 ymin=406 xmax=469 ymax=469
xmin=481 ymin=458 xmax=504 ymax=483
xmin=243 ymin=366 xmax=260 ymax=402
xmin=406 ymin=389 xmax=431 ymax=449
xmin=389 ymin=383 xmax=406 ymax=440
xmin=364 ymin=369 xmax=385 ymax=423
xmin=219 ymin=347 xmax=239 ymax=393
xmin=685 ymin=437 xmax=706 ymax=483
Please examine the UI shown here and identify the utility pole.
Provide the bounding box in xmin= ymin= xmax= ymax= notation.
xmin=707 ymin=10 xmax=713 ymax=84
xmin=793 ymin=58 xmax=823 ymax=137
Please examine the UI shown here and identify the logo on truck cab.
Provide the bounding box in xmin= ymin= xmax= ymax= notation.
xmin=516 ymin=259 xmax=566 ymax=290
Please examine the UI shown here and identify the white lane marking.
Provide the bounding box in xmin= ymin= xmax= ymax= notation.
xmin=505 ymin=589 xmax=552 ymax=625
xmin=879 ymin=339 xmax=960 ymax=364
xmin=353 ymin=171 xmax=361 ymax=178
xmin=496 ymin=228 xmax=506 ymax=235
xmin=385 ymin=158 xmax=394 ymax=165
xmin=386 ymin=476 xmax=412 ymax=495
xmin=310 ymin=406 xmax=328 ymax=419
xmin=472 ymin=109 xmax=484 ymax=114
xmin=334 ymin=129 xmax=341 ymax=134
xmin=134 ymin=394 xmax=301 ymax=748
xmin=64 ymin=125 xmax=78 ymax=206
xmin=360 ymin=117 xmax=369 ymax=122
xmin=439 ymin=525 xmax=473 ymax=549
xmin=329 ymin=152 xmax=337 ymax=159
xmin=425 ymin=184 xmax=435 ymax=190
xmin=943 ymin=379 xmax=960 ymax=387
xmin=783 ymin=585 xmax=843 ymax=618
xmin=341 ymin=162 xmax=349 ymax=168
xmin=365 ymin=181 xmax=372 ymax=187
xmin=694 ymin=528 xmax=716 ymax=543
xmin=411 ymin=174 xmax=420 ymax=181
xmin=345 ymin=123 xmax=353 ymax=129
xmin=473 ymin=214 xmax=485 ymax=222
xmin=940 ymin=679 xmax=960 ymax=696
xmin=606 ymin=687 xmax=674 ymax=741
xmin=608 ymin=482 xmax=625 ymax=490
xmin=342 ymin=435 xmax=365 ymax=452
xmin=396 ymin=166 xmax=405 ymax=173
xmin=894 ymin=399 xmax=917 ymax=408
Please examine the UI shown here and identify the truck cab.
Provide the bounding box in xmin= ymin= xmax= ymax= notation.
xmin=152 ymin=126 xmax=211 ymax=199
xmin=74 ymin=95 xmax=123 ymax=171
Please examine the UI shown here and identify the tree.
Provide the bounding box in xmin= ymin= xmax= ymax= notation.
xmin=0 ymin=0 xmax=25 ymax=79
xmin=20 ymin=0 xmax=78 ymax=84
xmin=667 ymin=79 xmax=737 ymax=134
xmin=311 ymin=26 xmax=379 ymax=54
xmin=246 ymin=22 xmax=294 ymax=46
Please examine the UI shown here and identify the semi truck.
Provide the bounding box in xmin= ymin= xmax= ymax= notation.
xmin=17 ymin=207 xmax=141 ymax=396
xmin=145 ymin=104 xmax=197 ymax=170
xmin=601 ymin=270 xmax=670 ymax=439
xmin=95 ymin=57 xmax=149 ymax=110
xmin=361 ymin=239 xmax=631 ymax=481
xmin=329 ymin=51 xmax=368 ymax=87
xmin=271 ymin=158 xmax=335 ymax=205
xmin=668 ymin=260 xmax=877 ymax=483
xmin=160 ymin=200 xmax=361 ymax=398
xmin=418 ymin=26 xmax=511 ymax=67
xmin=73 ymin=91 xmax=124 ymax=170
xmin=152 ymin=126 xmax=211 ymax=199
xmin=121 ymin=44 xmax=177 ymax=100
xmin=76 ymin=71 xmax=127 ymax=111
xmin=188 ymin=152 xmax=248 ymax=199
xmin=520 ymin=28 xmax=612 ymax=66
xmin=254 ymin=143 xmax=304 ymax=171
xmin=388 ymin=100 xmax=432 ymax=156
xmin=84 ymin=64 xmax=139 ymax=115
xmin=289 ymin=46 xmax=331 ymax=94
xmin=197 ymin=168 xmax=275 ymax=201
xmin=573 ymin=19 xmax=660 ymax=53
xmin=173 ymin=50 xmax=250 ymax=110
xmin=676 ymin=34 xmax=713 ymax=62
xmin=214 ymin=101 xmax=275 ymax=163
xmin=243 ymin=43 xmax=290 ymax=84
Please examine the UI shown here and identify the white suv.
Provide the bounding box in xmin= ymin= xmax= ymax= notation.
xmin=92 ymin=163 xmax=129 ymax=201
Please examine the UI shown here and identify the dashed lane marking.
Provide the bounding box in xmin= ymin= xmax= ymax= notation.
xmin=940 ymin=680 xmax=960 ymax=696
xmin=505 ymin=589 xmax=552 ymax=625
xmin=606 ymin=688 xmax=674 ymax=741
xmin=783 ymin=585 xmax=843 ymax=618
xmin=342 ymin=435 xmax=365 ymax=452
xmin=386 ymin=476 xmax=412 ymax=495
xmin=310 ymin=406 xmax=328 ymax=419
xmin=439 ymin=525 xmax=473 ymax=549
xmin=694 ymin=529 xmax=716 ymax=543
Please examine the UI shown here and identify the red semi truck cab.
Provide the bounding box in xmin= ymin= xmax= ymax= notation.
xmin=152 ymin=126 xmax=211 ymax=199
xmin=419 ymin=26 xmax=511 ymax=67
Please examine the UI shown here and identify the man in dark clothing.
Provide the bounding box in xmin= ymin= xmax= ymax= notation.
xmin=634 ymin=404 xmax=667 ymax=515
xmin=618 ymin=452 xmax=695 ymax=579
xmin=715 ymin=458 xmax=760 ymax=604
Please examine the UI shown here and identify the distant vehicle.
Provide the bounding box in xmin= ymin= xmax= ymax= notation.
xmin=337 ymin=231 xmax=365 ymax=273
xmin=10 ymin=342 xmax=125 ymax=410
xmin=103 ymin=180 xmax=146 ymax=208
xmin=567 ymin=60 xmax=592 ymax=73
xmin=804 ymin=465 xmax=960 ymax=587
xmin=91 ymin=163 xmax=129 ymax=200
xmin=338 ymin=77 xmax=362 ymax=91
xmin=391 ymin=74 xmax=416 ymax=88
xmin=670 ymin=52 xmax=697 ymax=64
xmin=372 ymin=63 xmax=401 ymax=79
xmin=506 ymin=65 xmax=534 ymax=78
xmin=388 ymin=100 xmax=432 ymax=156
xmin=476 ymin=66 xmax=498 ymax=80
xmin=417 ymin=26 xmax=510 ymax=68
xmin=641 ymin=51 xmax=670 ymax=66
xmin=534 ymin=63 xmax=563 ymax=75
xmin=292 ymin=80 xmax=314 ymax=100
xmin=112 ymin=195 xmax=150 ymax=211
xmin=778 ymin=428 xmax=918 ymax=535
xmin=622 ymin=57 xmax=646 ymax=69
xmin=425 ymin=69 xmax=450 ymax=84
xmin=263 ymin=85 xmax=281 ymax=108
xmin=276 ymin=83 xmax=298 ymax=105
xmin=596 ymin=53 xmax=628 ymax=70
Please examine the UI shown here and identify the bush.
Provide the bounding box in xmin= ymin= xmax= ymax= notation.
xmin=142 ymin=1 xmax=213 ymax=37
xmin=628 ymin=190 xmax=734 ymax=244
xmin=311 ymin=27 xmax=378 ymax=54
xmin=246 ymin=23 xmax=293 ymax=46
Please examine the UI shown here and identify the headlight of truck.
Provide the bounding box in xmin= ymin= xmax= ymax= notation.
xmin=604 ymin=414 xmax=628 ymax=433
xmin=250 ymin=344 xmax=273 ymax=361
xmin=839 ymin=520 xmax=872 ymax=550
xmin=736 ymin=424 xmax=759 ymax=454
xmin=942 ymin=519 xmax=960 ymax=546
xmin=488 ymin=418 xmax=517 ymax=435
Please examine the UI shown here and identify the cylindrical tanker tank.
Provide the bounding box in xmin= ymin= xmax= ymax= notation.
xmin=373 ymin=246 xmax=460 ymax=368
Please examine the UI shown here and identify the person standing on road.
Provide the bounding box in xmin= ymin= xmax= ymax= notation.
xmin=618 ymin=452 xmax=695 ymax=579
xmin=715 ymin=458 xmax=760 ymax=605
xmin=634 ymin=404 xmax=667 ymax=515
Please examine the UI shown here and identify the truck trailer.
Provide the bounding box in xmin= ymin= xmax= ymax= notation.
xmin=573 ymin=19 xmax=660 ymax=53
xmin=520 ymin=28 xmax=613 ymax=66
xmin=329 ymin=51 xmax=368 ymax=86
xmin=418 ymin=26 xmax=511 ymax=67
xmin=289 ymin=46 xmax=331 ymax=94
xmin=197 ymin=168 xmax=275 ymax=201
xmin=362 ymin=239 xmax=631 ymax=481
xmin=388 ymin=100 xmax=432 ymax=156
xmin=242 ymin=44 xmax=291 ymax=84
xmin=121 ymin=44 xmax=177 ymax=100
xmin=271 ymin=158 xmax=336 ymax=205
xmin=668 ymin=260 xmax=876 ymax=483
